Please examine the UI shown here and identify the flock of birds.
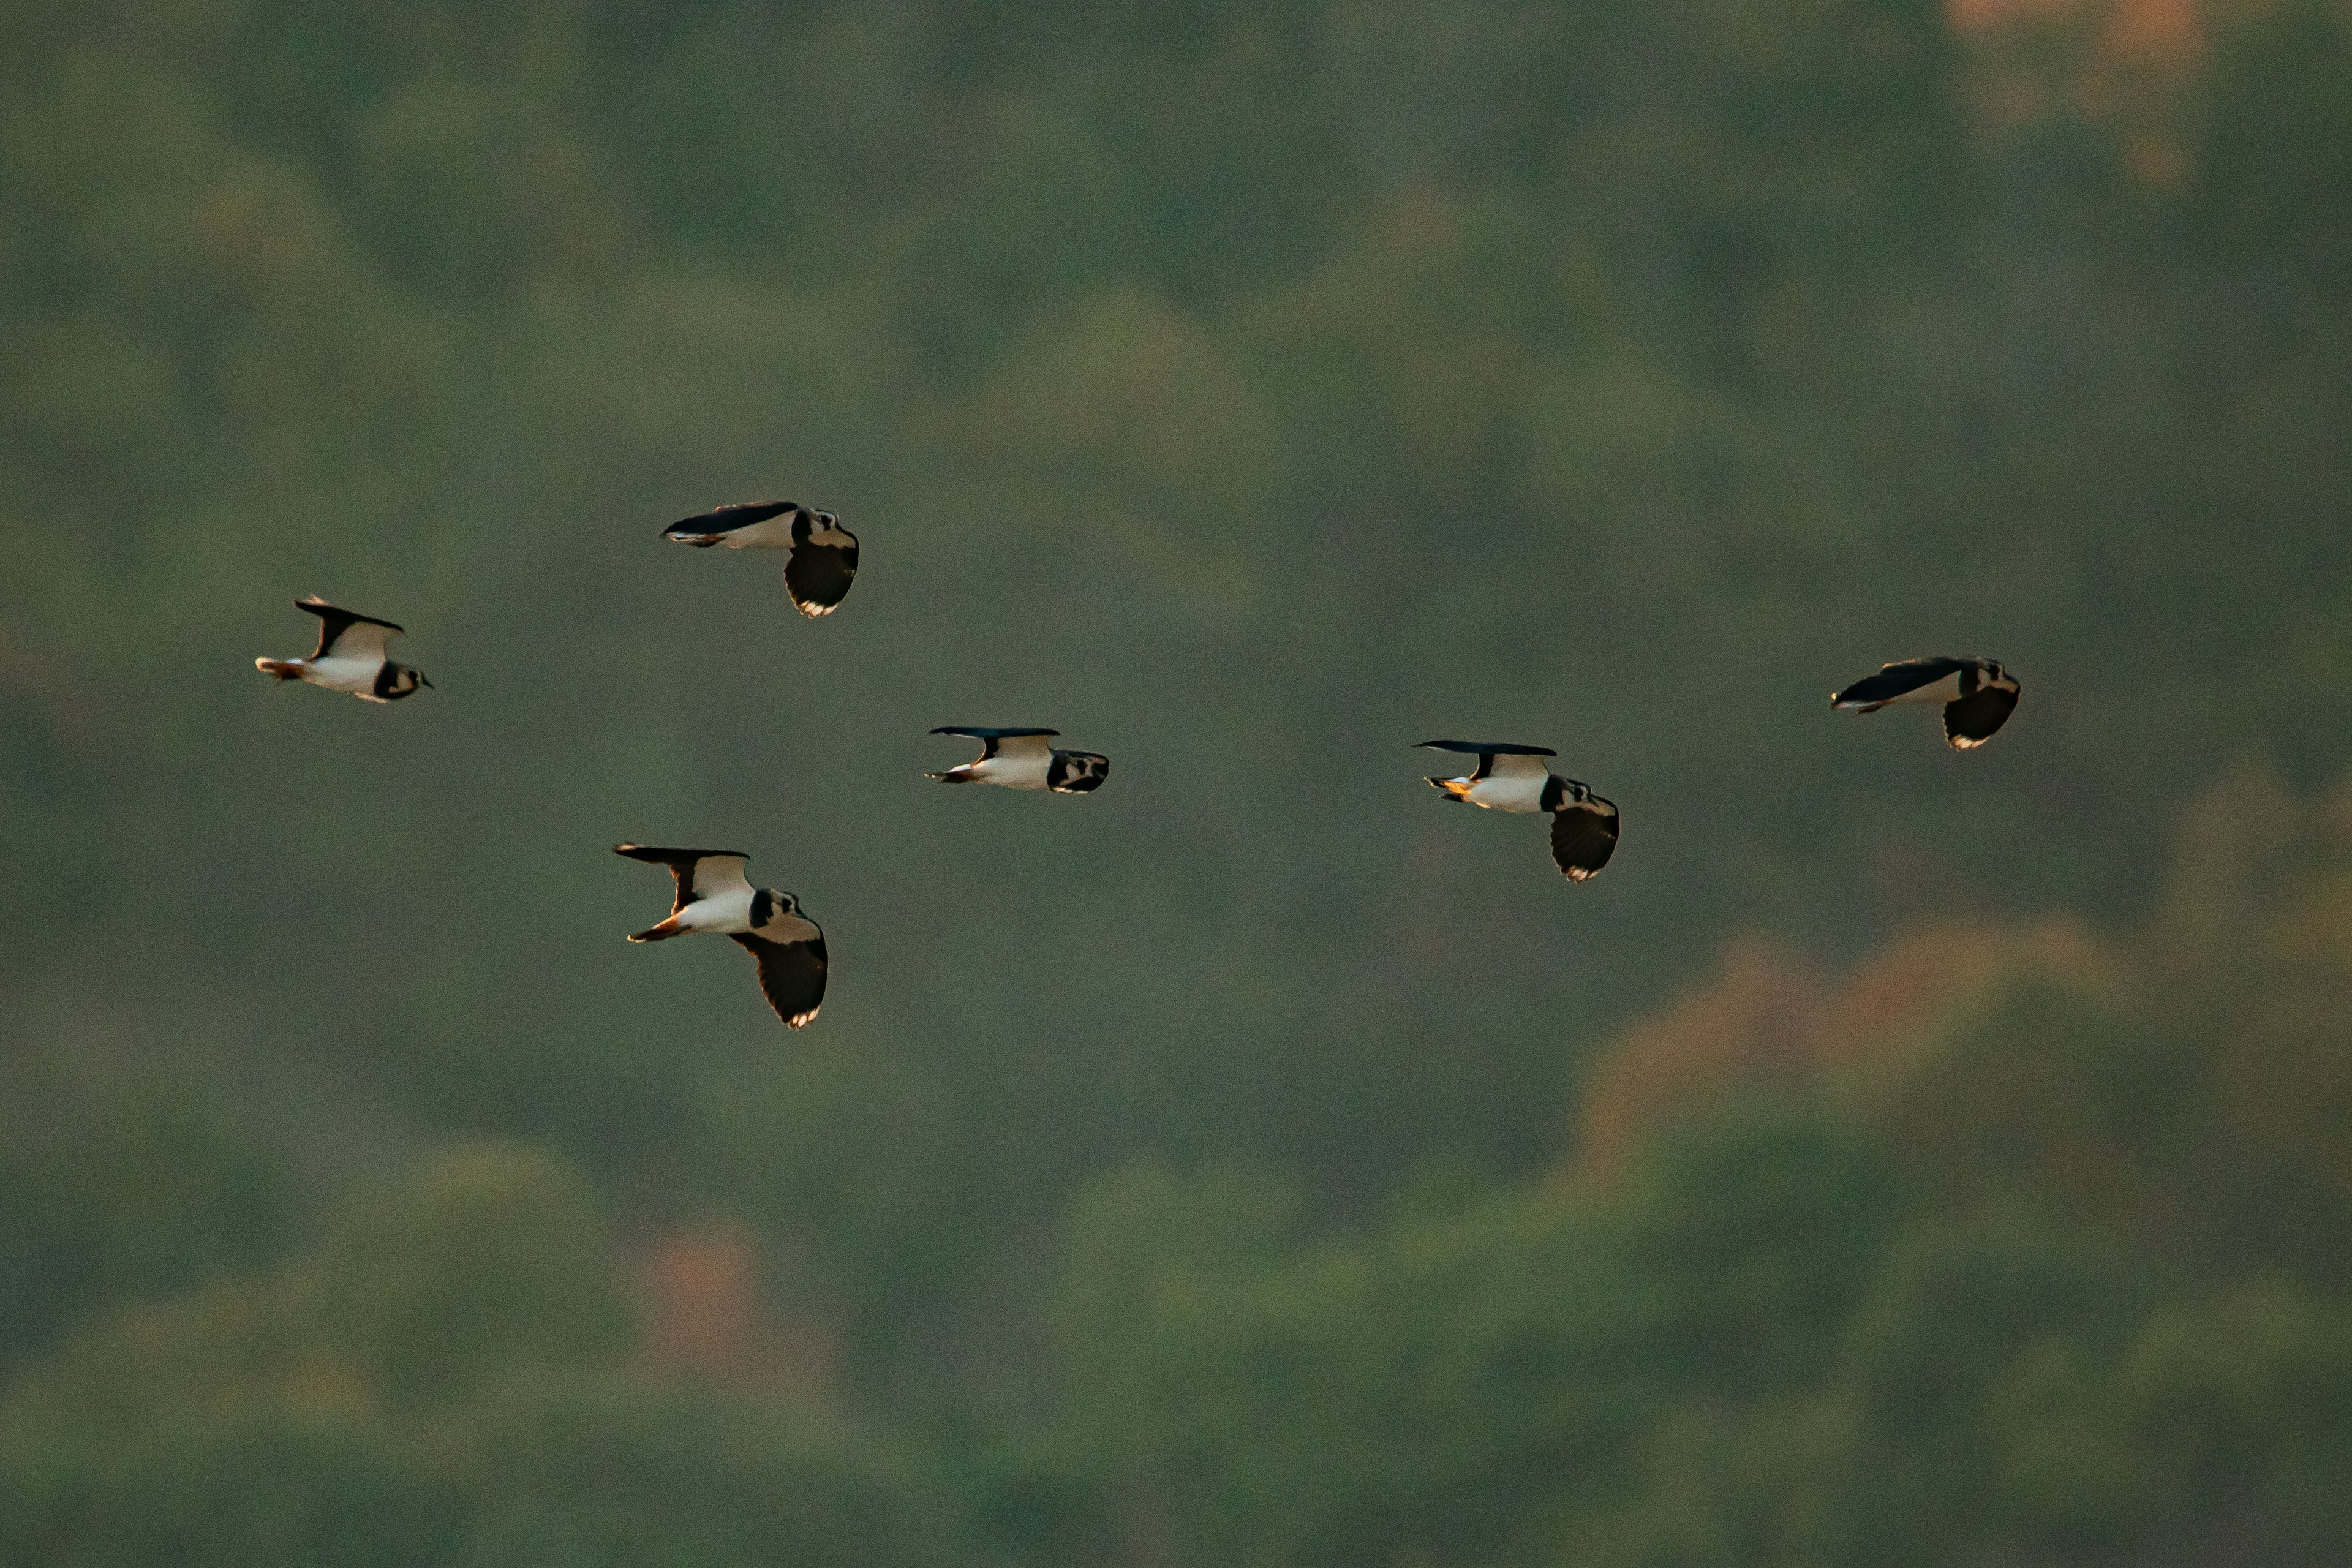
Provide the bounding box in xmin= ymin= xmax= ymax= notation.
xmin=255 ymin=500 xmax=2023 ymax=1031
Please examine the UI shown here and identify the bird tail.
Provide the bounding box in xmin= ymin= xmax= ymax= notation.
xmin=255 ymin=658 xmax=303 ymax=682
xmin=1426 ymin=776 xmax=1469 ymax=801
xmin=628 ymin=917 xmax=684 ymax=943
xmin=926 ymin=769 xmax=975 ymax=783
xmin=663 ymin=530 xmax=724 ymax=548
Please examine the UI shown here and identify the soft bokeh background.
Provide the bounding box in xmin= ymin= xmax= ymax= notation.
xmin=6 ymin=0 xmax=2352 ymax=1561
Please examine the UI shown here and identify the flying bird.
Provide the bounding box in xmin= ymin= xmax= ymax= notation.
xmin=1416 ymin=740 xmax=1620 ymax=881
xmin=1831 ymin=656 xmax=2020 ymax=749
xmin=660 ymin=501 xmax=859 ymax=617
xmin=254 ymin=597 xmax=430 ymax=701
xmin=926 ymin=728 xmax=1110 ymax=793
xmin=613 ymin=844 xmax=827 ymax=1029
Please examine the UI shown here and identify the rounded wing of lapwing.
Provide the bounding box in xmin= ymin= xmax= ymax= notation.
xmin=731 ymin=931 xmax=828 ymax=1029
xmin=927 ymin=727 xmax=1063 ymax=789
xmin=1549 ymin=788 xmax=1621 ymax=881
xmin=1942 ymin=683 xmax=2019 ymax=749
xmin=1831 ymin=656 xmax=2019 ymax=749
xmin=1047 ymin=750 xmax=1110 ymax=793
xmin=783 ymin=510 xmax=859 ymax=618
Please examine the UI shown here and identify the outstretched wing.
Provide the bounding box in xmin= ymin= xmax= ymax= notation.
xmin=1047 ymin=750 xmax=1111 ymax=793
xmin=1414 ymin=739 xmax=1558 ymax=757
xmin=1831 ymin=657 xmax=1966 ymax=710
xmin=1943 ymin=686 xmax=2019 ymax=750
xmin=931 ymin=726 xmax=1058 ymax=763
xmin=783 ymin=537 xmax=858 ymax=617
xmin=1550 ymin=794 xmax=1620 ymax=881
xmin=731 ymin=933 xmax=828 ymax=1029
xmin=661 ymin=500 xmax=796 ymax=543
xmin=298 ymin=596 xmax=403 ymax=661
xmin=614 ymin=843 xmax=752 ymax=913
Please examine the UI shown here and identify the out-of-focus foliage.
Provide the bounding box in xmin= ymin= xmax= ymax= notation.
xmin=5 ymin=0 xmax=2352 ymax=1562
xmin=1010 ymin=773 xmax=2352 ymax=1565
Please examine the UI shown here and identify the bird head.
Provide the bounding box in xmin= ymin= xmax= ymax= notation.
xmin=387 ymin=664 xmax=431 ymax=698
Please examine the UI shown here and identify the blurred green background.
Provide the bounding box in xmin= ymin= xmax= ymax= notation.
xmin=6 ymin=0 xmax=2352 ymax=1561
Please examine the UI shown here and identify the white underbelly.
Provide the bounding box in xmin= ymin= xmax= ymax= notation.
xmin=677 ymin=889 xmax=755 ymax=932
xmin=973 ymin=753 xmax=1052 ymax=790
xmin=1464 ymin=774 xmax=1547 ymax=813
xmin=302 ymin=656 xmax=382 ymax=694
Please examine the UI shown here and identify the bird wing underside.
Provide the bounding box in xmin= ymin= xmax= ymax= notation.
xmin=783 ymin=540 xmax=858 ymax=616
xmin=1943 ymin=685 xmax=2019 ymax=749
xmin=1483 ymin=752 xmax=1553 ymax=784
xmin=933 ymin=728 xmax=1057 ymax=762
xmin=731 ymin=933 xmax=828 ymax=1028
xmin=1550 ymin=797 xmax=1621 ymax=881
xmin=1832 ymin=657 xmax=1966 ymax=707
xmin=663 ymin=500 xmax=794 ymax=538
xmin=300 ymin=597 xmax=402 ymax=660
xmin=614 ymin=844 xmax=752 ymax=912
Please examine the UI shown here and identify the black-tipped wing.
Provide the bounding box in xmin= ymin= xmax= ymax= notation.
xmin=1550 ymin=796 xmax=1619 ymax=881
xmin=731 ymin=932 xmax=828 ymax=1029
xmin=298 ymin=596 xmax=404 ymax=661
xmin=1831 ymin=657 xmax=1966 ymax=709
xmin=784 ymin=538 xmax=858 ymax=617
xmin=661 ymin=500 xmax=795 ymax=541
xmin=1414 ymin=740 xmax=1558 ymax=757
xmin=614 ymin=843 xmax=752 ymax=913
xmin=1943 ymin=686 xmax=2019 ymax=750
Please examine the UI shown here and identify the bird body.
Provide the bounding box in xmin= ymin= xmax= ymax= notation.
xmin=1831 ymin=656 xmax=2019 ymax=748
xmin=255 ymin=597 xmax=429 ymax=701
xmin=1416 ymin=741 xmax=1619 ymax=880
xmin=614 ymin=844 xmax=827 ymax=1028
xmin=660 ymin=500 xmax=860 ymax=617
xmin=927 ymin=728 xmax=1110 ymax=793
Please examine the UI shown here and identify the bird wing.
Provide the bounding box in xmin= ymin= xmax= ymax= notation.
xmin=1549 ymin=794 xmax=1620 ymax=881
xmin=783 ymin=538 xmax=858 ymax=617
xmin=1047 ymin=751 xmax=1111 ymax=793
xmin=298 ymin=597 xmax=402 ymax=661
xmin=614 ymin=843 xmax=752 ymax=913
xmin=932 ymin=727 xmax=1058 ymax=762
xmin=1943 ymin=686 xmax=2019 ymax=750
xmin=661 ymin=500 xmax=794 ymax=541
xmin=1831 ymin=657 xmax=1966 ymax=709
xmin=1414 ymin=740 xmax=1558 ymax=757
xmin=1485 ymin=752 xmax=1553 ymax=785
xmin=731 ymin=932 xmax=828 ymax=1029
